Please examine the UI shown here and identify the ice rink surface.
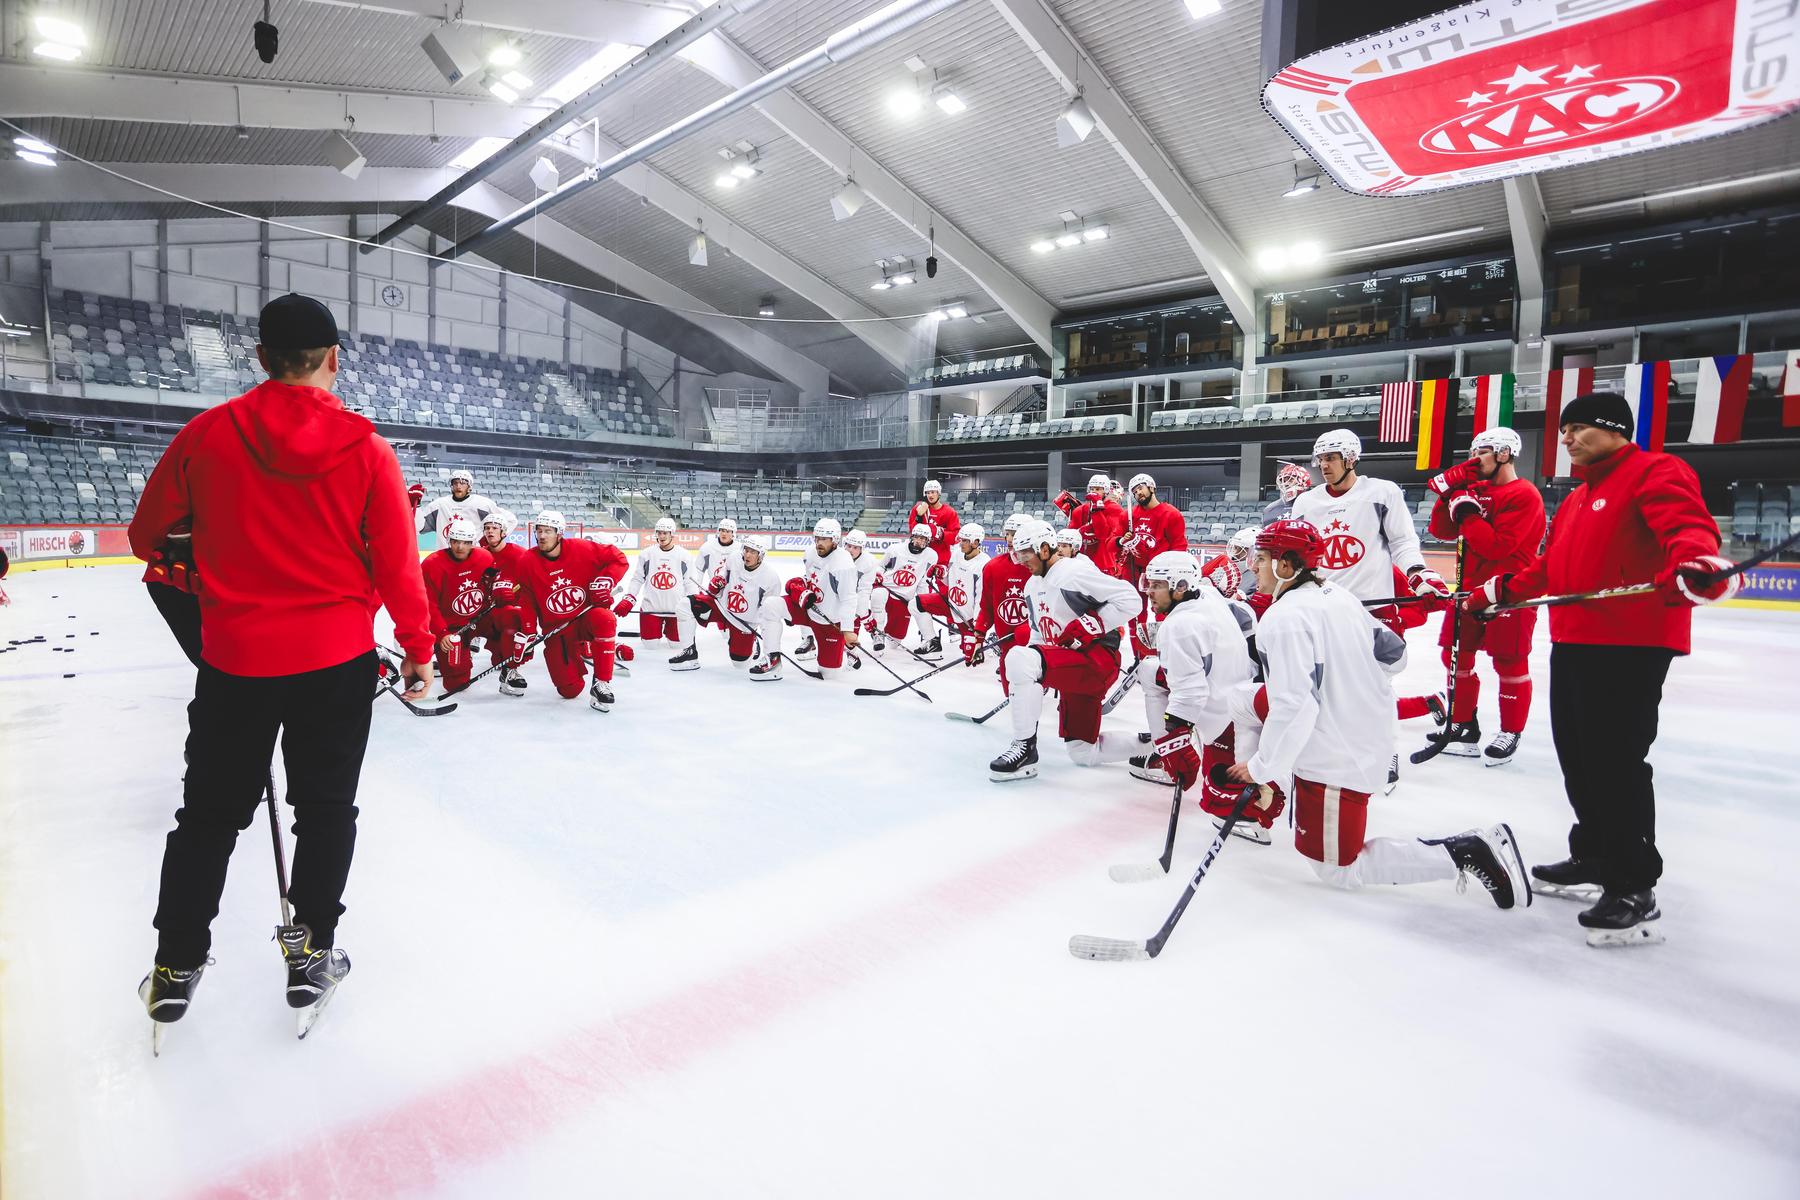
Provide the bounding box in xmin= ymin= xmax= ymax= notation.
xmin=3 ymin=559 xmax=1799 ymax=1199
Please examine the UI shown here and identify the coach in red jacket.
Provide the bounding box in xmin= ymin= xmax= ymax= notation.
xmin=1466 ymin=392 xmax=1738 ymax=938
xmin=129 ymin=293 xmax=433 ymax=1012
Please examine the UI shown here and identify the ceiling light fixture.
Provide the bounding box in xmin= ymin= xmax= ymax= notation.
xmin=689 ymin=228 xmax=709 ymax=268
xmin=33 ymin=13 xmax=87 ymax=46
xmin=485 ymin=76 xmax=520 ymax=104
xmin=1184 ymin=0 xmax=1224 ymax=18
xmin=1282 ymin=164 xmax=1320 ymax=199
xmin=757 ymin=296 xmax=776 ymax=317
xmin=528 ymin=156 xmax=559 ymax=191
xmin=888 ymin=82 xmax=924 ymax=116
xmin=933 ymin=85 xmax=968 ymax=115
xmin=487 ymin=42 xmax=522 ymax=68
xmin=1056 ymin=94 xmax=1096 ymax=148
xmin=14 ymin=136 xmax=55 ymax=155
xmin=1082 ymin=224 xmax=1110 ymax=242
xmin=1055 ymin=231 xmax=1083 ymax=248
xmin=832 ymin=178 xmax=868 ymax=221
xmin=1256 ymin=240 xmax=1324 ymax=273
xmin=449 ymin=136 xmax=510 ymax=170
xmin=943 ymin=301 xmax=969 ymax=319
xmin=501 ymin=70 xmax=533 ymax=93
xmin=32 ymin=39 xmax=81 ymax=61
xmin=1030 ymin=240 xmax=1057 ymax=254
xmin=714 ymin=172 xmax=739 ymax=189
xmin=15 ymin=149 xmax=55 ymax=167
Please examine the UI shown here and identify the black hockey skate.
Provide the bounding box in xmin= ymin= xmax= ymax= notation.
xmin=989 ymin=735 xmax=1039 ymax=782
xmin=1483 ymin=731 xmax=1520 ymax=767
xmin=918 ymin=634 xmax=944 ymax=661
xmin=276 ymin=924 xmax=350 ymax=1039
xmin=498 ymin=666 xmax=528 ymax=697
xmin=749 ymin=652 xmax=783 ymax=681
xmin=589 ymin=679 xmax=614 ymax=712
xmin=1126 ymin=752 xmax=1174 ymax=786
xmin=1579 ymin=889 xmax=1664 ymax=947
xmin=1439 ymin=824 xmax=1530 ymax=910
xmin=668 ymin=644 xmax=700 ymax=672
xmin=794 ymin=634 xmax=817 ymax=660
xmin=1385 ymin=753 xmax=1399 ymax=795
xmin=139 ymin=957 xmax=213 ymax=1056
xmin=1530 ymin=857 xmax=1602 ymax=903
xmin=1428 ymin=719 xmax=1482 ymax=757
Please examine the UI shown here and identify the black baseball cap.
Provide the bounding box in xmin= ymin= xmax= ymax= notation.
xmin=259 ymin=293 xmax=340 ymax=350
xmin=1558 ymin=391 xmax=1633 ymax=437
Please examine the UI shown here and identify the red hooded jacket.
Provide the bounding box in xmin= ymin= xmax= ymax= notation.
xmin=129 ymin=379 xmax=433 ymax=675
xmin=1502 ymin=443 xmax=1719 ymax=654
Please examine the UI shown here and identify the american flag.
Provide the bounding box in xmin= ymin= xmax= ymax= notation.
xmin=1379 ymin=381 xmax=1414 ymax=443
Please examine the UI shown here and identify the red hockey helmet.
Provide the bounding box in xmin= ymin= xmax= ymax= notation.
xmin=1255 ymin=519 xmax=1324 ymax=570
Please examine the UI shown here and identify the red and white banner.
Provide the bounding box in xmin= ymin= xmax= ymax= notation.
xmin=1378 ymin=381 xmax=1414 ymax=443
xmin=1542 ymin=366 xmax=1596 ymax=478
xmin=18 ymin=527 xmax=98 ymax=559
xmin=1262 ymin=0 xmax=1800 ymax=197
xmin=1782 ymin=350 xmax=1800 ymax=427
xmin=1688 ymin=354 xmax=1752 ymax=444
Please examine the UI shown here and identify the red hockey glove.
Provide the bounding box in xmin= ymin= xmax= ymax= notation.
xmin=1059 ymin=611 xmax=1106 ymax=649
xmin=799 ymin=589 xmax=822 ymax=612
xmin=1245 ymin=591 xmax=1274 ymax=618
xmin=1425 ymin=457 xmax=1480 ymax=496
xmin=613 ymin=595 xmax=636 ymax=617
xmin=408 ymin=482 xmax=425 ymax=510
xmin=1461 ymin=574 xmax=1509 ymax=616
xmin=1447 ymin=489 xmax=1491 ymax=526
xmin=1655 ymin=554 xmax=1741 ymax=607
xmin=1200 ymin=778 xmax=1286 ymax=829
xmin=707 ymin=572 xmax=727 ymax=596
xmin=1079 ymin=524 xmax=1099 ymax=552
xmin=1053 ymin=490 xmax=1076 ymax=517
xmin=689 ymin=595 xmax=713 ymax=624
xmin=960 ymin=627 xmax=985 ymax=666
xmin=927 ymin=562 xmax=947 ymax=590
xmin=1408 ymin=565 xmax=1451 ymax=600
xmin=1153 ymin=721 xmax=1202 ymax=790
xmin=588 ymin=576 xmax=616 ymax=603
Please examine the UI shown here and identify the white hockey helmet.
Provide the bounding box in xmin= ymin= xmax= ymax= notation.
xmin=717 ymin=517 xmax=738 ymax=534
xmin=1471 ymin=426 xmax=1523 ymax=458
xmin=654 ymin=516 xmax=677 ymax=535
xmin=741 ymin=537 xmax=766 ymax=563
xmin=1313 ymin=429 xmax=1362 ymax=465
xmin=1002 ymin=513 xmax=1029 ymax=534
xmin=1127 ymin=472 xmax=1157 ymax=494
xmin=958 ymin=523 xmax=984 ymax=544
xmin=1275 ymin=461 xmax=1312 ymax=501
xmin=449 ymin=468 xmax=473 ymax=485
xmin=1086 ymin=473 xmax=1110 ymax=493
xmin=534 ymin=509 xmax=566 ymax=533
xmin=910 ymin=523 xmax=933 ymax=540
xmin=483 ymin=508 xmax=515 ymax=537
xmin=444 ymin=515 xmax=479 ymax=543
xmin=1011 ymin=517 xmax=1058 ymax=557
xmin=1054 ymin=527 xmax=1084 ymax=550
xmin=1227 ymin=525 xmax=1258 ymax=560
xmin=1145 ymin=549 xmax=1202 ymax=593
xmin=922 ymin=479 xmax=942 ymax=496
xmin=844 ymin=528 xmax=868 ymax=549
xmin=813 ymin=517 xmax=843 ymax=541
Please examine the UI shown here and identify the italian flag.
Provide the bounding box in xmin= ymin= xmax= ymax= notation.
xmin=1470 ymin=373 xmax=1514 ymax=435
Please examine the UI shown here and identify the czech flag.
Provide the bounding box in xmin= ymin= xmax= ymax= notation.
xmin=1623 ymin=361 xmax=1670 ymax=453
xmin=1542 ymin=366 xmax=1595 ymax=478
xmin=1688 ymin=354 xmax=1752 ymax=444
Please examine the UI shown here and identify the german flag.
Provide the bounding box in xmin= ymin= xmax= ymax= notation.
xmin=1413 ymin=377 xmax=1459 ymax=470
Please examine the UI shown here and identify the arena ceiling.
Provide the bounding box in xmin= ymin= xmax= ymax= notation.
xmin=3 ymin=0 xmax=1798 ymax=396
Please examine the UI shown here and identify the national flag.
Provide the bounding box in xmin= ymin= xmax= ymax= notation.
xmin=1413 ymin=377 xmax=1458 ymax=470
xmin=1542 ymin=366 xmax=1595 ymax=478
xmin=1688 ymin=354 xmax=1751 ymax=444
xmin=1623 ymin=360 xmax=1670 ymax=452
xmin=1378 ymin=381 xmax=1414 ymax=443
xmin=1782 ymin=350 xmax=1799 ymax=427
xmin=1470 ymin=373 xmax=1515 ymax=435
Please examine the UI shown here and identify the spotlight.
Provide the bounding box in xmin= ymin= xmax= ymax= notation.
xmin=927 ymin=309 xmax=948 ymax=322
xmin=832 ymin=180 xmax=868 ymax=221
xmin=1030 ymin=240 xmax=1057 ymax=254
xmin=758 ymin=307 xmax=776 ymax=317
xmin=731 ymin=161 xmax=758 ymax=180
xmin=688 ymin=233 xmax=709 ymax=267
xmin=1184 ymin=0 xmax=1224 ymax=17
xmin=323 ymin=130 xmax=366 ymax=180
xmin=487 ymin=42 xmax=522 ymax=68
xmin=870 ymin=278 xmax=892 ymax=291
xmin=757 ymin=297 xmax=776 ymax=317
xmin=15 ymin=149 xmax=55 ymax=168
xmin=1290 ymin=241 xmax=1322 ymax=266
xmin=933 ymin=86 xmax=968 ymax=115
xmin=485 ymin=76 xmax=520 ymax=104
xmin=1055 ymin=95 xmax=1096 ymax=148
xmin=1282 ymin=160 xmax=1320 ymax=198
xmin=888 ymin=86 xmax=924 ymax=117
xmin=1256 ymin=247 xmax=1290 ymax=272
xmin=1055 ymin=232 xmax=1082 ymax=248
xmin=253 ymin=6 xmax=279 ymax=64
xmin=944 ymin=302 xmax=969 ymax=319
xmin=13 ymin=136 xmax=55 ymax=155
xmin=500 ymin=71 xmax=533 ymax=93
xmin=32 ymin=40 xmax=81 ymax=61
xmin=1082 ymin=225 xmax=1110 ymax=242
xmin=714 ymin=173 xmax=739 ymax=189
xmin=33 ymin=14 xmax=87 ymax=45
xmin=529 ymin=156 xmax=559 ymax=191
xmin=234 ymin=124 xmax=250 ymax=140
xmin=890 ymin=271 xmax=915 ymax=286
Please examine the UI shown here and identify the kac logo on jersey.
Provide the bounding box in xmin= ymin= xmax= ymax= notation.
xmin=546 ymin=581 xmax=587 ymax=618
xmin=726 ymin=590 xmax=749 ymax=615
xmin=451 ymin=582 xmax=485 ymax=618
xmin=651 ymin=567 xmax=677 ymax=591
xmin=894 ymin=566 xmax=916 ymax=589
xmin=950 ymin=584 xmax=968 ymax=607
xmin=1038 ymin=616 xmax=1060 ymax=642
xmin=1318 ymin=519 xmax=1365 ymax=571
xmin=1592 ymin=498 xmax=1608 ymax=512
xmin=998 ymin=595 xmax=1030 ymax=627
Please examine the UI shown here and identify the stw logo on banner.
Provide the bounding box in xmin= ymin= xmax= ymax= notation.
xmin=1262 ymin=0 xmax=1799 ymax=196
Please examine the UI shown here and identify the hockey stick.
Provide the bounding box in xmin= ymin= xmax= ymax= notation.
xmin=1478 ymin=530 xmax=1800 ymax=618
xmin=372 ymin=647 xmax=459 ymax=716
xmin=859 ymin=642 xmax=933 ymax=702
xmin=437 ymin=600 xmax=603 ymax=699
xmin=1071 ymin=766 xmax=1256 ymax=961
xmin=1108 ymin=777 xmax=1185 ymax=883
xmin=1362 ymin=592 xmax=1467 ymax=608
xmin=1101 ymin=660 xmax=1140 ymax=715
xmin=853 ymin=632 xmax=1012 ymax=698
xmin=265 ymin=771 xmax=292 ymax=927
xmin=1411 ymin=536 xmax=1467 ymax=765
xmin=947 ymin=696 xmax=1010 ymax=724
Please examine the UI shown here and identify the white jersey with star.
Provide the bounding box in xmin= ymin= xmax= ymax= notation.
xmin=940 ymin=549 xmax=988 ymax=625
xmin=715 ymin=555 xmax=785 ymax=636
xmin=417 ymin=492 xmax=496 ymax=546
xmin=801 ymin=545 xmax=861 ymax=632
xmin=1289 ymin=475 xmax=1424 ymax=602
xmin=1021 ymin=555 xmax=1142 ymax=649
xmin=877 ymin=543 xmax=935 ymax=602
xmin=696 ymin=535 xmax=741 ymax=583
xmin=846 ymin=548 xmax=879 ymax=617
xmin=623 ymin=544 xmax=700 ymax=614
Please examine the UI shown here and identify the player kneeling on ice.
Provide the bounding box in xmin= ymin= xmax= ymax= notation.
xmin=616 ymin=517 xmax=703 ymax=670
xmin=917 ymin=524 xmax=987 ymax=663
xmin=785 ymin=518 xmax=862 ymax=678
xmin=702 ymin=538 xmax=788 ymax=680
xmin=870 ymin=523 xmax=940 ymax=657
xmin=516 ymin=510 xmax=628 ymax=712
xmin=1223 ymin=520 xmax=1532 ymax=909
xmin=989 ymin=519 xmax=1142 ymax=781
xmin=1128 ymin=552 xmax=1256 ymax=819
xmin=478 ymin=510 xmax=540 ymax=695
xmin=843 ymin=528 xmax=881 ymax=646
xmin=420 ymin=517 xmax=495 ymax=694
xmin=975 ymin=514 xmax=1034 ymax=692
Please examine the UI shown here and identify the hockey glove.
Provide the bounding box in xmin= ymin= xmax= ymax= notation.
xmin=799 ymin=589 xmax=822 ymax=613
xmin=144 ymin=523 xmax=199 ymax=594
xmin=1053 ymin=490 xmax=1077 ymax=517
xmin=613 ymin=595 xmax=636 ymax=617
xmin=1656 ymin=554 xmax=1741 ymax=607
xmin=481 ymin=565 xmax=500 ymax=589
xmin=1447 ymin=487 xmax=1491 ymax=526
xmin=707 ymin=572 xmax=727 ymax=596
xmin=1059 ymin=611 xmax=1107 ymax=650
xmin=1153 ymin=721 xmax=1202 ymax=790
xmin=1199 ymin=775 xmax=1286 ymax=829
xmin=1461 ymin=574 xmax=1509 ymax=616
xmin=1407 ymin=565 xmax=1452 ymax=600
xmin=960 ymin=627 xmax=985 ymax=666
xmin=689 ymin=595 xmax=713 ymax=624
xmin=928 ymin=562 xmax=947 ymax=590
xmin=408 ymin=482 xmax=425 ymax=510
xmin=1425 ymin=457 xmax=1480 ymax=496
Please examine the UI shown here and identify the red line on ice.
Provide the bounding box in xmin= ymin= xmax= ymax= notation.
xmin=193 ymin=804 xmax=1142 ymax=1200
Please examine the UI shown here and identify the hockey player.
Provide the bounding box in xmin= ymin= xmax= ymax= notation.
xmin=1127 ymin=552 xmax=1257 ymax=833
xmin=515 ymin=510 xmax=627 ymax=711
xmin=843 ymin=528 xmax=880 ymax=644
xmin=414 ymin=468 xmax=495 ymax=547
xmin=1223 ymin=520 xmax=1531 ymax=908
xmin=476 ymin=510 xmax=540 ymax=696
xmin=1054 ymin=473 xmax=1129 ymax=577
xmin=908 ymin=479 xmax=961 ymax=571
xmin=1118 ymin=473 xmax=1189 ymax=659
xmin=704 ymin=538 xmax=788 ymax=680
xmin=989 ymin=519 xmax=1142 ymax=782
xmin=1262 ymin=461 xmax=1312 ymax=526
xmin=1423 ymin=427 xmax=1548 ymax=764
xmin=696 ymin=517 xmax=741 ymax=579
xmin=872 ymin=524 xmax=940 ymax=657
xmin=919 ymin=524 xmax=987 ymax=663
xmin=419 ymin=517 xmax=495 ymax=694
xmin=616 ymin=516 xmax=702 ymax=670
xmin=784 ymin=518 xmax=862 ymax=678
xmin=975 ymin=514 xmax=1033 ymax=686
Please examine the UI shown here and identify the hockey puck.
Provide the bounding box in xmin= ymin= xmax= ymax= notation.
xmin=64 ymin=673 xmax=76 ymax=678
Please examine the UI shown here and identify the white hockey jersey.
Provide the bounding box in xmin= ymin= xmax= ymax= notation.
xmin=939 ymin=548 xmax=989 ymax=625
xmin=846 ymin=546 xmax=879 ymax=618
xmin=695 ymin=535 xmax=741 ymax=583
xmin=1289 ymin=475 xmax=1424 ymax=602
xmin=417 ymin=492 xmax=496 ymax=545
xmin=1022 ymin=555 xmax=1142 ymax=650
xmin=715 ymin=555 xmax=785 ymax=636
xmin=1157 ymin=589 xmax=1256 ymax=741
xmin=1245 ymin=581 xmax=1407 ymax=797
xmin=623 ymin=544 xmax=700 ymax=614
xmin=877 ymin=542 xmax=935 ymax=602
xmin=800 ymin=545 xmax=861 ymax=633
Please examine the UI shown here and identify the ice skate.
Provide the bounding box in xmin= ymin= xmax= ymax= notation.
xmin=1580 ymin=889 xmax=1664 ymax=947
xmin=1483 ymin=731 xmax=1520 ymax=767
xmin=1215 ymin=816 xmax=1272 ymax=845
xmin=589 ymin=680 xmax=614 ymax=712
xmin=1385 ymin=753 xmax=1399 ymax=795
xmin=989 ymin=736 xmax=1039 ymax=782
xmin=794 ymin=634 xmax=817 ymax=660
xmin=1126 ymin=752 xmax=1174 ymax=786
xmin=276 ymin=925 xmax=350 ymax=1039
xmin=668 ymin=644 xmax=700 ymax=671
xmin=1428 ymin=719 xmax=1482 ymax=757
xmin=1530 ymin=858 xmax=1602 ymax=902
xmin=1440 ymin=823 xmax=1530 ymax=910
xmin=749 ymin=652 xmax=784 ymax=681
xmin=497 ymin=665 xmax=528 ymax=696
xmin=918 ymin=633 xmax=944 ymax=662
xmin=139 ymin=957 xmax=212 ymax=1055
